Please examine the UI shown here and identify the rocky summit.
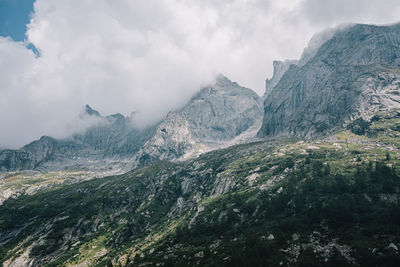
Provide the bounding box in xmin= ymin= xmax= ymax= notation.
xmin=0 ymin=75 xmax=262 ymax=173
xmin=133 ymin=75 xmax=263 ymax=168
xmin=0 ymin=107 xmax=153 ymax=174
xmin=258 ymin=23 xmax=400 ymax=138
xmin=264 ymin=59 xmax=298 ymax=98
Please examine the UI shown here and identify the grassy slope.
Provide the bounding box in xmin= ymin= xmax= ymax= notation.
xmin=1 ymin=113 xmax=400 ymax=266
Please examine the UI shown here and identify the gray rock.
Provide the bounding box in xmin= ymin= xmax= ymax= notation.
xmin=0 ymin=106 xmax=154 ymax=172
xmin=134 ymin=111 xmax=197 ymax=167
xmin=184 ymin=75 xmax=262 ymax=142
xmin=258 ymin=23 xmax=400 ymax=138
xmin=1 ymin=76 xmax=263 ymax=172
xmin=265 ymin=60 xmax=298 ymax=98
xmin=0 ymin=136 xmax=85 ymax=171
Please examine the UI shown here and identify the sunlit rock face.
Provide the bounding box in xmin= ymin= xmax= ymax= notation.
xmin=0 ymin=75 xmax=263 ymax=172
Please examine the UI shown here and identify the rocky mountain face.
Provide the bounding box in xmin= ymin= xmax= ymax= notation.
xmin=133 ymin=75 xmax=263 ymax=167
xmin=71 ymin=106 xmax=155 ymax=157
xmin=0 ymin=136 xmax=85 ymax=172
xmin=133 ymin=111 xmax=198 ymax=167
xmin=259 ymin=23 xmax=400 ymax=138
xmin=0 ymin=76 xmax=263 ymax=172
xmin=0 ymin=106 xmax=155 ymax=173
xmin=265 ymin=59 xmax=298 ymax=98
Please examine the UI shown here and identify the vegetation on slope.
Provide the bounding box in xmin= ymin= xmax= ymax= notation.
xmin=1 ymin=113 xmax=400 ymax=266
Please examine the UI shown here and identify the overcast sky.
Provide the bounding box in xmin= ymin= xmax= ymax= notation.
xmin=1 ymin=0 xmax=400 ymax=148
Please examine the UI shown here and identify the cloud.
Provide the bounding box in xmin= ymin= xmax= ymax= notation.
xmin=300 ymin=0 xmax=400 ymax=26
xmin=1 ymin=0 xmax=400 ymax=148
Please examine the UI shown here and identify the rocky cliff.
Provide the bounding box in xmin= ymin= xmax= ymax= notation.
xmin=0 ymin=136 xmax=85 ymax=172
xmin=71 ymin=108 xmax=155 ymax=157
xmin=0 ymin=106 xmax=154 ymax=172
xmin=265 ymin=59 xmax=298 ymax=98
xmin=0 ymin=76 xmax=263 ymax=172
xmin=133 ymin=75 xmax=263 ymax=167
xmin=258 ymin=23 xmax=400 ymax=138
xmin=184 ymin=75 xmax=262 ymax=142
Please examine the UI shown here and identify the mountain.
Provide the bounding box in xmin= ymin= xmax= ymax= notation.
xmin=133 ymin=75 xmax=263 ymax=167
xmin=0 ymin=107 xmax=154 ymax=173
xmin=0 ymin=136 xmax=85 ymax=172
xmin=264 ymin=59 xmax=298 ymax=98
xmin=0 ymin=75 xmax=262 ymax=173
xmin=70 ymin=107 xmax=155 ymax=157
xmin=259 ymin=23 xmax=400 ymax=138
xmin=3 ymin=23 xmax=400 ymax=267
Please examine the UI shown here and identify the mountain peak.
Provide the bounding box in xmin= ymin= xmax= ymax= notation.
xmin=258 ymin=23 xmax=400 ymax=138
xmin=108 ymin=113 xmax=125 ymax=121
xmin=85 ymin=104 xmax=101 ymax=117
xmin=39 ymin=135 xmax=54 ymax=142
xmin=265 ymin=59 xmax=298 ymax=98
xmin=215 ymin=74 xmax=238 ymax=89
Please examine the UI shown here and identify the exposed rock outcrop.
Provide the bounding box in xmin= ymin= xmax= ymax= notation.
xmin=134 ymin=75 xmax=263 ymax=167
xmin=265 ymin=60 xmax=298 ymax=98
xmin=0 ymin=106 xmax=154 ymax=172
xmin=0 ymin=136 xmax=84 ymax=172
xmin=1 ymin=76 xmax=263 ymax=172
xmin=258 ymin=23 xmax=400 ymax=138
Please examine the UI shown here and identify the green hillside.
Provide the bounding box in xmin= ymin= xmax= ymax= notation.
xmin=1 ymin=112 xmax=400 ymax=266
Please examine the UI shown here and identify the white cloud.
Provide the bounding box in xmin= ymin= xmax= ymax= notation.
xmin=1 ymin=0 xmax=400 ymax=148
xmin=300 ymin=0 xmax=400 ymax=26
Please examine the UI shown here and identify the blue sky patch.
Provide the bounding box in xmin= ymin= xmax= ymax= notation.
xmin=0 ymin=0 xmax=35 ymax=42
